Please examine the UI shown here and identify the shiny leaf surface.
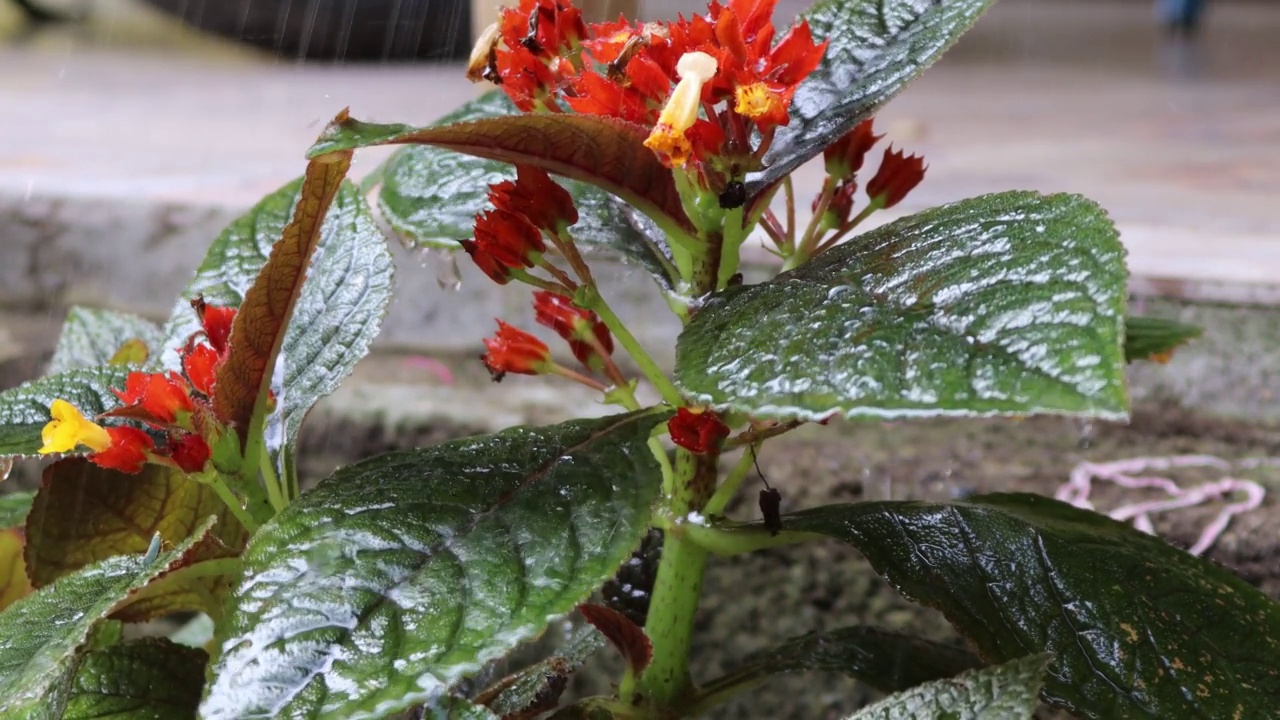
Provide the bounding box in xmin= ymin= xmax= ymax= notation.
xmin=751 ymin=0 xmax=994 ymax=191
xmin=787 ymin=493 xmax=1280 ymax=719
xmin=677 ymin=192 xmax=1128 ymax=421
xmin=157 ymin=178 xmax=392 ymax=447
xmin=214 ymin=151 xmax=353 ymax=445
xmin=47 ymin=307 xmax=162 ymax=375
xmin=0 ymin=367 xmax=131 ymax=459
xmin=24 ymin=460 xmax=246 ymax=620
xmin=1124 ymin=315 xmax=1201 ymax=363
xmin=311 ymin=110 xmax=693 ymax=236
xmin=0 ymin=517 xmax=216 ymax=715
xmin=699 ymin=626 xmax=980 ymax=708
xmin=61 ymin=639 xmax=206 ymax=720
xmin=202 ymin=410 xmax=668 ymax=720
xmin=846 ymin=654 xmax=1048 ymax=720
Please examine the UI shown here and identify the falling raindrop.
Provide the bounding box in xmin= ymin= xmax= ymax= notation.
xmin=436 ymin=251 xmax=462 ymax=292
xmin=0 ymin=457 xmax=12 ymax=482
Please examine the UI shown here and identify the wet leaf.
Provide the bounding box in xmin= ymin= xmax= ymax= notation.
xmin=698 ymin=626 xmax=980 ymax=708
xmin=0 ymin=491 xmax=34 ymax=528
xmin=157 ymin=178 xmax=392 ymax=448
xmin=750 ymin=0 xmax=994 ymax=192
xmin=677 ymin=192 xmax=1128 ymax=421
xmin=24 ymin=460 xmax=247 ymax=620
xmin=0 ymin=517 xmax=217 ymax=715
xmin=479 ymin=625 xmax=604 ymax=718
xmin=0 ymin=528 xmax=32 ymax=611
xmin=214 ymin=151 xmax=353 ymax=446
xmin=786 ymin=493 xmax=1280 ymax=719
xmin=47 ymin=307 xmax=162 ymax=375
xmin=60 ymin=638 xmax=206 ymax=720
xmin=0 ymin=367 xmax=131 ymax=459
xmin=202 ymin=410 xmax=669 ymax=720
xmin=1124 ymin=315 xmax=1201 ymax=364
xmin=311 ymin=109 xmax=694 ymax=237
xmin=846 ymin=653 xmax=1048 ymax=720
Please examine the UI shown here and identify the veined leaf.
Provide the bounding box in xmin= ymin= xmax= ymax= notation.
xmin=47 ymin=307 xmax=162 ymax=375
xmin=60 ymin=639 xmax=206 ymax=720
xmin=845 ymin=654 xmax=1048 ymax=720
xmin=0 ymin=367 xmax=131 ymax=459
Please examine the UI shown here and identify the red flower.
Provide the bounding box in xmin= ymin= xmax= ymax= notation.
xmin=490 ymin=165 xmax=578 ymax=233
xmin=815 ymin=180 xmax=857 ymax=229
xmin=463 ymin=209 xmax=546 ymax=284
xmin=533 ymin=291 xmax=613 ymax=371
xmin=192 ymin=298 xmax=236 ymax=356
xmin=112 ymin=371 xmax=195 ymax=425
xmin=823 ymin=119 xmax=882 ymax=181
xmin=166 ymin=433 xmax=211 ymax=474
xmin=89 ymin=426 xmax=154 ymax=474
xmin=482 ymin=320 xmax=552 ymax=377
xmin=866 ymin=147 xmax=926 ymax=209
xmin=667 ymin=407 xmax=730 ymax=453
xmin=183 ymin=343 xmax=220 ymax=396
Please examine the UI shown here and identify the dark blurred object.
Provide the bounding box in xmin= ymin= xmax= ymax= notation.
xmin=9 ymin=0 xmax=77 ymax=23
xmin=1157 ymin=0 xmax=1206 ymax=35
xmin=137 ymin=0 xmax=472 ymax=61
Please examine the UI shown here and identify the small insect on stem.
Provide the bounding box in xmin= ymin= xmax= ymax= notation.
xmin=752 ymin=448 xmax=783 ymax=535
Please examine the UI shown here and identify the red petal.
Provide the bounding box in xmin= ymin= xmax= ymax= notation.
xmin=183 ymin=343 xmax=220 ymax=397
xmin=482 ymin=320 xmax=551 ymax=375
xmin=667 ymin=407 xmax=730 ymax=454
xmin=89 ymin=426 xmax=153 ymax=474
xmin=167 ymin=434 xmax=211 ymax=474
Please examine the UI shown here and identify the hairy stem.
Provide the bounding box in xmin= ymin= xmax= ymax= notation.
xmin=578 ymin=284 xmax=683 ymax=407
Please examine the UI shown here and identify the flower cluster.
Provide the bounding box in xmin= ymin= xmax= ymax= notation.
xmin=39 ymin=299 xmax=237 ymax=475
xmin=472 ymin=0 xmax=826 ymax=175
xmin=462 ymin=165 xmax=578 ymax=286
xmin=481 ymin=291 xmax=615 ymax=383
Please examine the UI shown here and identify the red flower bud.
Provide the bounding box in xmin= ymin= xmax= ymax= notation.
xmin=191 ymin=298 xmax=236 ymax=356
xmin=490 ymin=165 xmax=578 ymax=233
xmin=823 ymin=119 xmax=882 ymax=180
xmin=482 ymin=320 xmax=552 ymax=377
xmin=90 ymin=426 xmax=154 ymax=474
xmin=667 ymin=407 xmax=731 ymax=454
xmin=866 ymin=147 xmax=926 ymax=209
xmin=814 ymin=180 xmax=857 ymax=230
xmin=532 ymin=291 xmax=613 ymax=371
xmin=464 ymin=209 xmax=546 ymax=285
xmin=167 ymin=433 xmax=211 ymax=474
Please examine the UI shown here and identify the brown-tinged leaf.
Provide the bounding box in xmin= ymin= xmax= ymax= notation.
xmin=0 ymin=528 xmax=32 ymax=610
xmin=108 ymin=338 xmax=150 ymax=366
xmin=477 ymin=625 xmax=604 ymax=720
xmin=310 ymin=112 xmax=693 ymax=234
xmin=577 ymin=604 xmax=652 ymax=675
xmin=24 ymin=459 xmax=247 ymax=619
xmin=213 ymin=148 xmax=353 ymax=445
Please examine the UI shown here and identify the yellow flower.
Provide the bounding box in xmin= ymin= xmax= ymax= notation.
xmin=644 ymin=51 xmax=718 ymax=167
xmin=733 ymin=82 xmax=785 ymax=123
xmin=39 ymin=400 xmax=111 ymax=455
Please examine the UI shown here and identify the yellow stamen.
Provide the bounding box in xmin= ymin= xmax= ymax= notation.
xmin=644 ymin=51 xmax=718 ymax=167
xmin=39 ymin=399 xmax=111 ymax=455
xmin=734 ymin=82 xmax=783 ymax=120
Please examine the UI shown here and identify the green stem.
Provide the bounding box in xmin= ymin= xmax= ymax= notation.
xmin=715 ymin=205 xmax=747 ymax=290
xmin=577 ymin=284 xmax=683 ymax=407
xmin=638 ymin=449 xmax=718 ymax=709
xmin=206 ymin=476 xmax=260 ymax=534
xmin=668 ymin=519 xmax=824 ymax=557
xmin=260 ymin=448 xmax=286 ymax=513
xmin=811 ymin=200 xmax=883 ymax=256
xmin=703 ymin=445 xmax=757 ymax=518
xmin=787 ymin=176 xmax=837 ymax=271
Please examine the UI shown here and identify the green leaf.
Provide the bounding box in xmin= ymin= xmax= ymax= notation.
xmin=0 ymin=517 xmax=217 ymax=715
xmin=311 ymin=109 xmax=694 ymax=238
xmin=787 ymin=493 xmax=1280 ymax=719
xmin=846 ymin=654 xmax=1048 ymax=720
xmin=202 ymin=410 xmax=669 ymax=720
xmin=0 ymin=367 xmax=131 ymax=459
xmin=697 ymin=626 xmax=980 ymax=710
xmin=676 ymin=192 xmax=1129 ymax=421
xmin=1124 ymin=315 xmax=1201 ymax=363
xmin=0 ymin=527 xmax=32 ymax=612
xmin=0 ymin=491 xmax=35 ymax=528
xmin=24 ymin=460 xmax=247 ymax=620
xmin=61 ymin=638 xmax=206 ymax=720
xmin=751 ymin=0 xmax=995 ymax=192
xmin=47 ymin=307 xmax=162 ymax=375
xmin=157 ymin=179 xmax=393 ymax=447
xmin=479 ymin=625 xmax=604 ymax=717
